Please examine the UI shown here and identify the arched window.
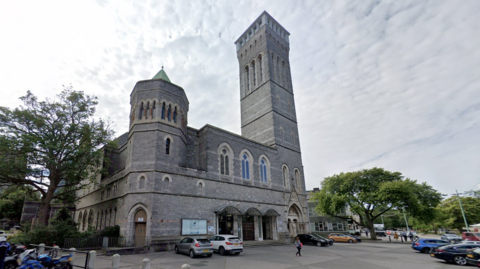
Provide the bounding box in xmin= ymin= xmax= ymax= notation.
xmin=162 ymin=176 xmax=171 ymax=191
xmin=82 ymin=211 xmax=87 ymax=231
xmin=295 ymin=169 xmax=301 ymax=191
xmin=242 ymin=154 xmax=250 ymax=180
xmin=260 ymin=158 xmax=268 ymax=183
xmin=167 ymin=105 xmax=172 ymax=121
xmin=276 ymin=56 xmax=280 ymax=82
xmin=139 ymin=176 xmax=145 ymax=189
xmin=283 ymin=166 xmax=289 ymax=189
xmin=96 ymin=214 xmax=99 ymax=230
xmin=100 ymin=211 xmax=104 ymax=230
xmin=139 ymin=102 xmax=144 ymax=120
xmin=173 ymin=107 xmax=177 ymax=123
xmin=78 ymin=212 xmax=83 ymax=229
xmin=271 ymin=53 xmax=275 ymax=79
xmin=245 ymin=66 xmax=250 ymax=92
xmin=220 ymin=148 xmax=229 ymax=176
xmin=113 ymin=208 xmax=117 ymax=226
xmin=161 ymin=102 xmax=166 ymax=119
xmin=197 ymin=181 xmax=204 ymax=196
xmin=166 ymin=138 xmax=170 ymax=155
xmin=280 ymin=127 xmax=284 ymax=141
xmin=258 ymin=55 xmax=263 ymax=82
xmin=251 ymin=60 xmax=256 ymax=86
xmin=145 ymin=102 xmax=150 ymax=119
xmin=152 ymin=101 xmax=156 ymax=119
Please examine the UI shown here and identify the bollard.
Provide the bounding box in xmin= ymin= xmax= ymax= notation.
xmin=142 ymin=258 xmax=150 ymax=269
xmin=389 ymin=236 xmax=391 ymax=242
xmin=38 ymin=243 xmax=45 ymax=254
xmin=103 ymin=237 xmax=109 ymax=248
xmin=181 ymin=264 xmax=191 ymax=269
xmin=111 ymin=254 xmax=120 ymax=269
xmin=87 ymin=250 xmax=96 ymax=269
xmin=69 ymin=248 xmax=76 ymax=263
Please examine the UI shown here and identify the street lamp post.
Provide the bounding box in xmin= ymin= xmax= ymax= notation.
xmin=455 ymin=190 xmax=470 ymax=232
xmin=402 ymin=209 xmax=410 ymax=231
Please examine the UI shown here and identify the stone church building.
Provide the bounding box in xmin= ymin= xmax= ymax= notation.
xmin=75 ymin=11 xmax=310 ymax=246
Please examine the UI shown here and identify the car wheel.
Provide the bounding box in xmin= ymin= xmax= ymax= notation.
xmin=175 ymin=246 xmax=179 ymax=254
xmin=348 ymin=239 xmax=354 ymax=243
xmin=421 ymin=247 xmax=430 ymax=253
xmin=317 ymin=242 xmax=322 ymax=247
xmin=219 ymin=247 xmax=225 ymax=256
xmin=454 ymin=256 xmax=467 ymax=266
xmin=189 ymin=250 xmax=195 ymax=258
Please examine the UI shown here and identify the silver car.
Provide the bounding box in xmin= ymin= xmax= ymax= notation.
xmin=174 ymin=237 xmax=213 ymax=258
xmin=441 ymin=234 xmax=462 ymax=243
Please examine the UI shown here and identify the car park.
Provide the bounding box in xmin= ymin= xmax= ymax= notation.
xmin=431 ymin=243 xmax=480 ymax=265
xmin=411 ymin=238 xmax=450 ymax=253
xmin=328 ymin=233 xmax=358 ymax=243
xmin=466 ymin=247 xmax=480 ymax=267
xmin=174 ymin=237 xmax=213 ymax=258
xmin=440 ymin=233 xmax=462 ymax=243
xmin=297 ymin=234 xmax=329 ymax=247
xmin=311 ymin=234 xmax=334 ymax=246
xmin=209 ymin=235 xmax=243 ymax=255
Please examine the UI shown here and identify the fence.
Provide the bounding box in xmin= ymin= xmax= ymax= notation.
xmin=64 ymin=237 xmax=125 ymax=249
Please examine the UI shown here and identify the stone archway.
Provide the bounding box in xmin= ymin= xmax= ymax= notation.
xmin=287 ymin=204 xmax=303 ymax=236
xmin=126 ymin=203 xmax=151 ymax=247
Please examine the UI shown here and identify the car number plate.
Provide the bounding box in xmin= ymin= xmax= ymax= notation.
xmin=234 ymin=243 xmax=239 ymax=246
xmin=203 ymin=249 xmax=209 ymax=252
xmin=430 ymin=253 xmax=434 ymax=257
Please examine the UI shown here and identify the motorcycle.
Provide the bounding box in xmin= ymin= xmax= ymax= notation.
xmin=36 ymin=248 xmax=73 ymax=269
xmin=19 ymin=249 xmax=44 ymax=269
xmin=3 ymin=245 xmax=27 ymax=269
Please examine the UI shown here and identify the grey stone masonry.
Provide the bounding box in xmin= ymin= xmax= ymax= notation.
xmin=74 ymin=11 xmax=309 ymax=246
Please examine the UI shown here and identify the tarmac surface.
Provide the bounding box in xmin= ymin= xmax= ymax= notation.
xmin=70 ymin=234 xmax=457 ymax=269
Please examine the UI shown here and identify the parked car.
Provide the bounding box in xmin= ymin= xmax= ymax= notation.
xmin=375 ymin=231 xmax=387 ymax=237
xmin=462 ymin=232 xmax=480 ymax=241
xmin=174 ymin=237 xmax=213 ymax=258
xmin=431 ymin=243 xmax=480 ymax=265
xmin=209 ymin=235 xmax=243 ymax=255
xmin=411 ymin=238 xmax=450 ymax=253
xmin=466 ymin=247 xmax=480 ymax=267
xmin=297 ymin=234 xmax=329 ymax=247
xmin=441 ymin=234 xmax=462 ymax=243
xmin=311 ymin=234 xmax=334 ymax=246
xmin=328 ymin=233 xmax=357 ymax=243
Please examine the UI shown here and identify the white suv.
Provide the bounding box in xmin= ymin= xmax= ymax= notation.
xmin=209 ymin=234 xmax=243 ymax=255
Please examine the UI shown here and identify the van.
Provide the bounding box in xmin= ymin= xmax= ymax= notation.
xmin=462 ymin=232 xmax=480 ymax=241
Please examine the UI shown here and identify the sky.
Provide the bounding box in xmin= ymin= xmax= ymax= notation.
xmin=1 ymin=0 xmax=479 ymax=196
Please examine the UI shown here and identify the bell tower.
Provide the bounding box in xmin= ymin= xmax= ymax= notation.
xmin=235 ymin=11 xmax=300 ymax=152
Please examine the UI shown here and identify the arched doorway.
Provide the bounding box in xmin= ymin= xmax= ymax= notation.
xmin=287 ymin=204 xmax=302 ymax=236
xmin=134 ymin=209 xmax=147 ymax=246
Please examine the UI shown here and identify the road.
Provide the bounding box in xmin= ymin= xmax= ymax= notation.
xmin=85 ymin=240 xmax=457 ymax=269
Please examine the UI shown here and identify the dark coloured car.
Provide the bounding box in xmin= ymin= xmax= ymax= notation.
xmin=297 ymin=234 xmax=328 ymax=247
xmin=174 ymin=237 xmax=213 ymax=258
xmin=311 ymin=234 xmax=334 ymax=246
xmin=466 ymin=248 xmax=480 ymax=266
xmin=431 ymin=243 xmax=480 ymax=265
xmin=411 ymin=238 xmax=450 ymax=253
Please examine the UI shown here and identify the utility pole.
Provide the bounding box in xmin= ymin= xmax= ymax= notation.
xmin=455 ymin=190 xmax=470 ymax=232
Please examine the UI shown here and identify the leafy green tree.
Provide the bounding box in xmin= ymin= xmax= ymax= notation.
xmin=439 ymin=196 xmax=480 ymax=233
xmin=313 ymin=167 xmax=442 ymax=239
xmin=0 ymin=185 xmax=39 ymax=223
xmin=0 ymin=87 xmax=114 ymax=225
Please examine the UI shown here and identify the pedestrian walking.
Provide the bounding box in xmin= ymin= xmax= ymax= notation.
xmin=408 ymin=231 xmax=414 ymax=241
xmin=402 ymin=231 xmax=407 ymax=241
xmin=294 ymin=236 xmax=302 ymax=257
xmin=0 ymin=237 xmax=11 ymax=269
xmin=365 ymin=229 xmax=369 ymax=237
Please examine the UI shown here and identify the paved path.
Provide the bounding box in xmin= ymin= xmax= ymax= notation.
xmin=81 ymin=239 xmax=455 ymax=269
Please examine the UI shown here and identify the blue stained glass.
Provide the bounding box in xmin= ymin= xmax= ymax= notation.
xmin=242 ymin=159 xmax=246 ymax=178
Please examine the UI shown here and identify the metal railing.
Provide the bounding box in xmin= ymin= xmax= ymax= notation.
xmin=63 ymin=237 xmax=125 ymax=249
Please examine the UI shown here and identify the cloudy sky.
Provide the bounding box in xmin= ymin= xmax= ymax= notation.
xmin=1 ymin=0 xmax=479 ymax=196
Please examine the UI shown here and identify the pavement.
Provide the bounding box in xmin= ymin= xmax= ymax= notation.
xmin=69 ymin=233 xmax=455 ymax=269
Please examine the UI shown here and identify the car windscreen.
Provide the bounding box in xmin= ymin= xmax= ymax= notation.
xmin=473 ymin=233 xmax=480 ymax=237
xmin=228 ymin=237 xmax=240 ymax=242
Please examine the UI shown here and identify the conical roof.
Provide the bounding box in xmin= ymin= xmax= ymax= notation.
xmin=152 ymin=67 xmax=171 ymax=82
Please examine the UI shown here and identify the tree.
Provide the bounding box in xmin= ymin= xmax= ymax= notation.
xmin=0 ymin=87 xmax=114 ymax=225
xmin=312 ymin=167 xmax=442 ymax=239
xmin=439 ymin=196 xmax=480 ymax=233
xmin=0 ymin=185 xmax=39 ymax=223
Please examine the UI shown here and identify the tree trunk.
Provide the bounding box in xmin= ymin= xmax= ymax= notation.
xmin=367 ymin=217 xmax=377 ymax=240
xmin=36 ymin=186 xmax=56 ymax=226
